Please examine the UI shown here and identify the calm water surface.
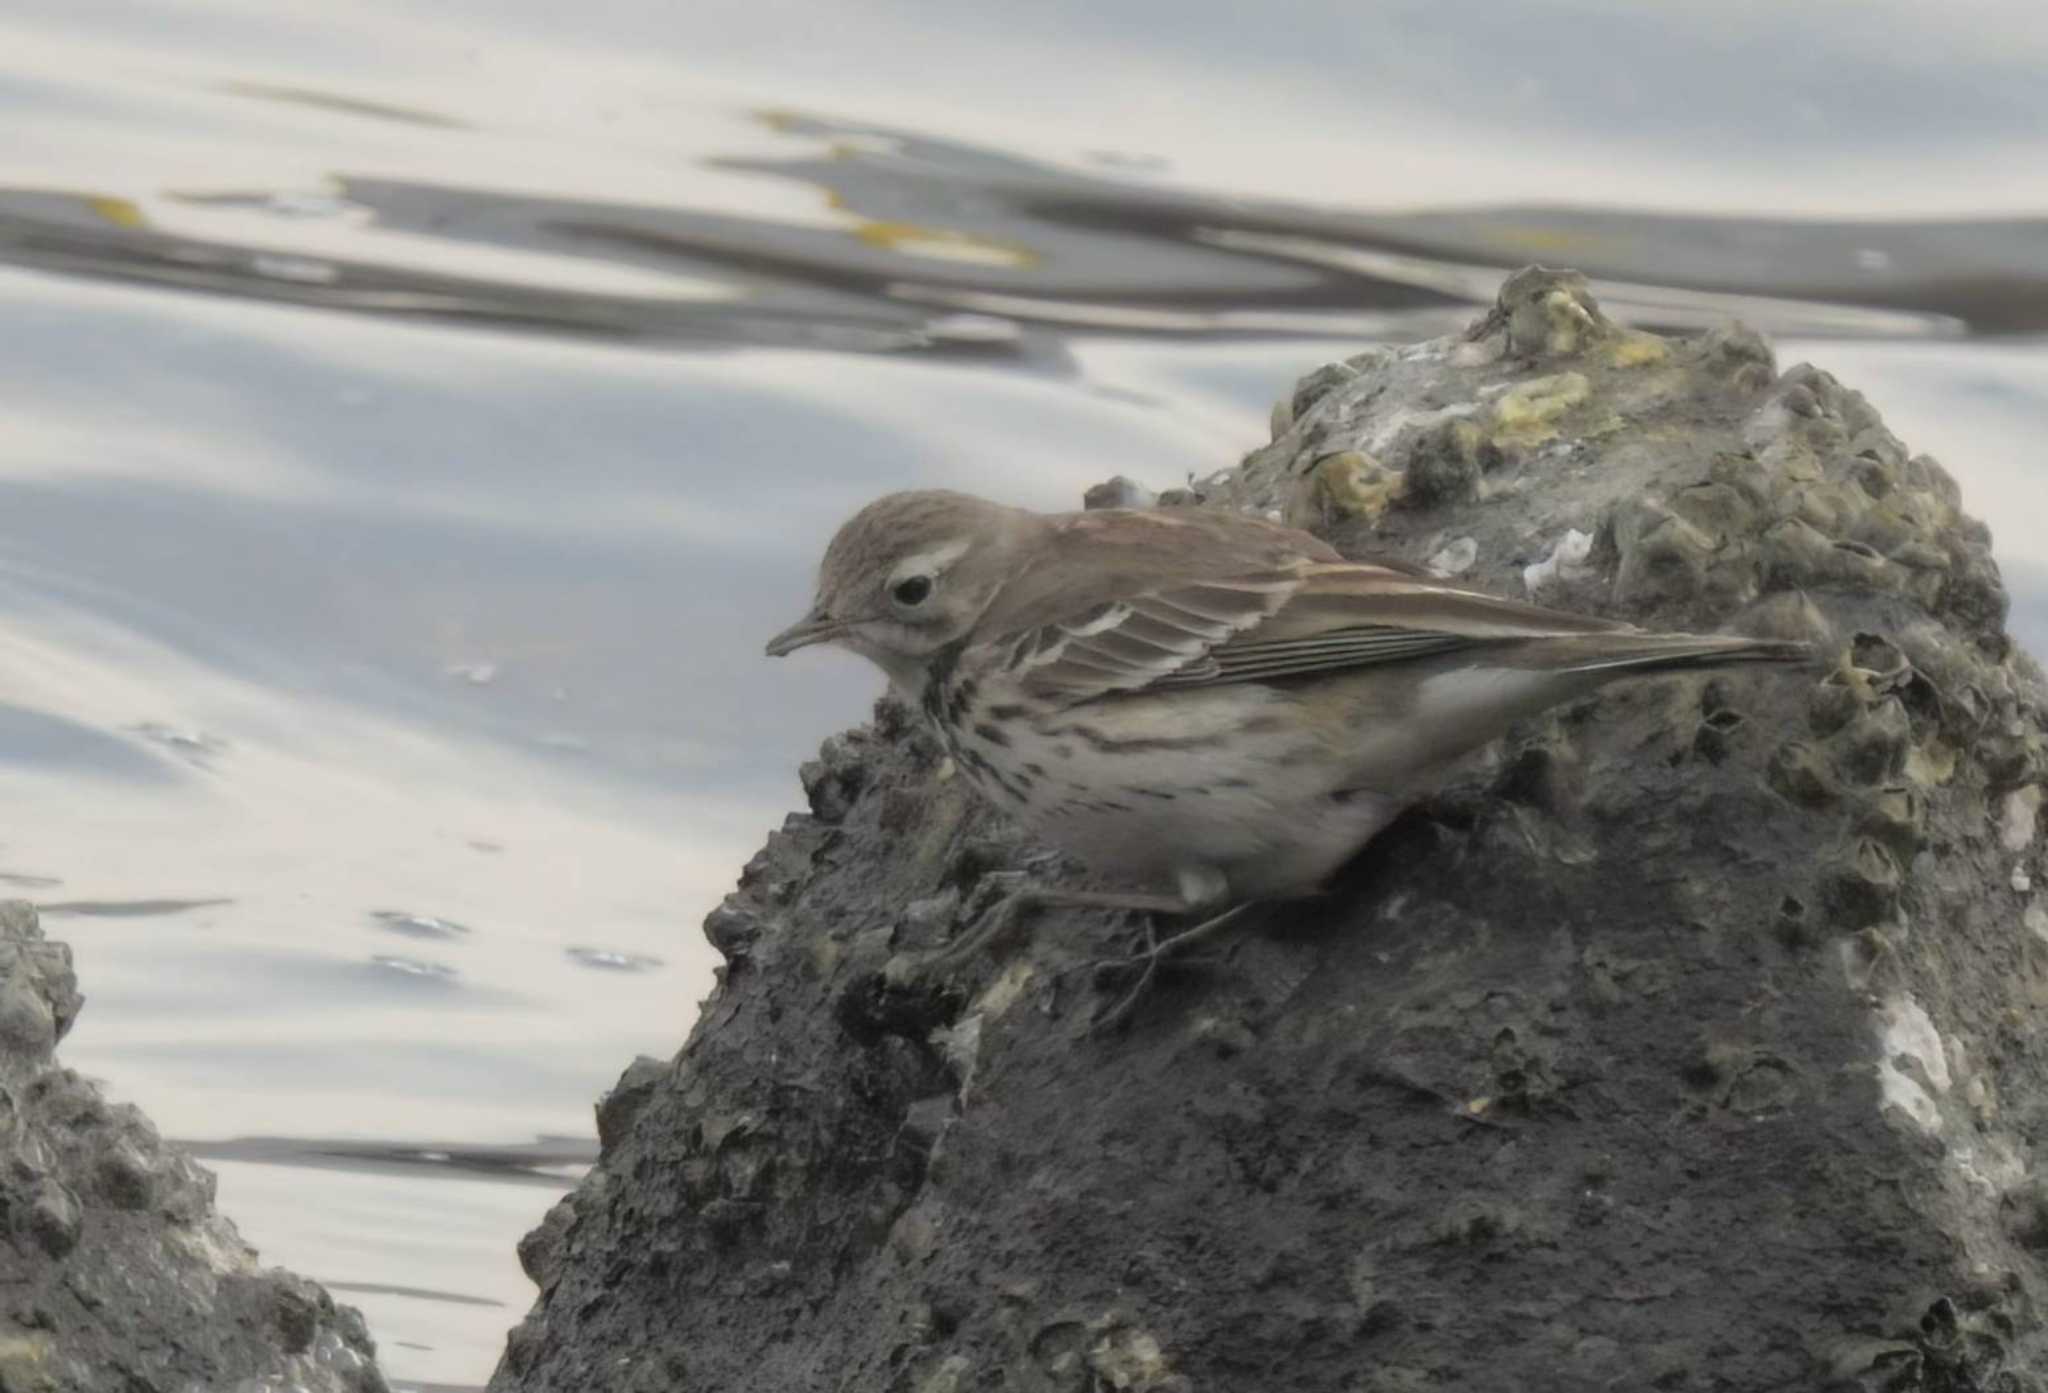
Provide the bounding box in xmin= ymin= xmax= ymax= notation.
xmin=1 ymin=3 xmax=2044 ymax=1386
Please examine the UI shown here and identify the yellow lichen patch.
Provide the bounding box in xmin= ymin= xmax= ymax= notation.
xmin=916 ymin=1354 xmax=972 ymax=1393
xmin=1610 ymin=331 xmax=1669 ymax=367
xmin=1578 ymin=410 xmax=1629 ymax=441
xmin=1448 ymin=419 xmax=1487 ymax=461
xmin=1491 ymin=371 xmax=1591 ymax=445
xmin=809 ymin=935 xmax=845 ymax=978
xmin=165 ymin=1220 xmax=253 ymax=1272
xmin=1090 ymin=1325 xmax=1175 ymax=1391
xmin=1537 ymin=287 xmax=1599 ymax=354
xmin=1307 ymin=449 xmax=1405 ymax=522
xmin=86 ymin=196 xmax=146 ymax=229
xmin=972 ymin=959 xmax=1036 ymax=1018
xmin=0 ymin=1335 xmax=51 ymax=1393
xmin=849 ymin=220 xmax=1039 ymax=269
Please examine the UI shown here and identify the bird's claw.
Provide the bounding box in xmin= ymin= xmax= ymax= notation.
xmin=1086 ymin=952 xmax=1162 ymax=1035
xmin=918 ymin=878 xmax=1041 ymax=973
xmin=1083 ymin=901 xmax=1260 ymax=1034
xmin=964 ymin=869 xmax=1035 ymax=915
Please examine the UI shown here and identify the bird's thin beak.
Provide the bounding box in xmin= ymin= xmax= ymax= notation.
xmin=765 ymin=609 xmax=843 ymax=657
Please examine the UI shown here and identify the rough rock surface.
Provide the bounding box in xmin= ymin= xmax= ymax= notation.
xmin=0 ymin=901 xmax=387 ymax=1393
xmin=492 ymin=269 xmax=2048 ymax=1392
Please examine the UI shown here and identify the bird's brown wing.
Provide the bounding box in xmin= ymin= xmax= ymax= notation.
xmin=998 ymin=569 xmax=1313 ymax=700
xmin=984 ymin=512 xmax=1637 ymax=705
xmin=976 ymin=507 xmax=1334 ymax=700
xmin=1154 ymin=563 xmax=1634 ymax=689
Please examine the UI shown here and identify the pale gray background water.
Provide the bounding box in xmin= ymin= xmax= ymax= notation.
xmin=1 ymin=3 xmax=2043 ymax=1387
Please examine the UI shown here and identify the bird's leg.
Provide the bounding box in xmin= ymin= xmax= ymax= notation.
xmin=917 ymin=866 xmax=1259 ymax=1033
xmin=1087 ymin=901 xmax=1261 ymax=1034
xmin=919 ymin=872 xmax=1190 ymax=971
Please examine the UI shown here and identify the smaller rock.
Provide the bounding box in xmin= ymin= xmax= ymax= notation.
xmin=1290 ymin=361 xmax=1360 ymax=422
xmin=94 ymin=1137 xmax=155 ymax=1212
xmin=1700 ymin=324 xmax=1777 ymax=394
xmin=271 ymin=1274 xmax=326 ymax=1355
xmin=518 ymin=1195 xmax=577 ymax=1288
xmin=1083 ymin=477 xmax=1157 ymax=511
xmin=702 ymin=897 xmax=764 ymax=961
xmin=0 ymin=979 xmax=55 ymax=1061
xmin=156 ymin=1149 xmax=219 ymax=1227
xmin=22 ymin=1179 xmax=81 ymax=1259
xmin=0 ymin=901 xmax=386 ymax=1390
xmin=1493 ymin=267 xmax=1608 ymax=358
xmin=596 ymin=1056 xmax=668 ymax=1152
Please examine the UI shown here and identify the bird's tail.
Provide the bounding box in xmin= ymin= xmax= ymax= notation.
xmin=1511 ymin=631 xmax=1815 ymax=676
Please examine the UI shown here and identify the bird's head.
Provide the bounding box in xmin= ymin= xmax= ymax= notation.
xmin=766 ymin=490 xmax=1036 ymax=690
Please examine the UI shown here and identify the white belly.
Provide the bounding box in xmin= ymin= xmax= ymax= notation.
xmin=936 ymin=682 xmax=1405 ymax=902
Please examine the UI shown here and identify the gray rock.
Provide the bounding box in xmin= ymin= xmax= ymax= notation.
xmin=490 ymin=268 xmax=2048 ymax=1393
xmin=1082 ymin=476 xmax=1159 ymax=511
xmin=0 ymin=901 xmax=385 ymax=1393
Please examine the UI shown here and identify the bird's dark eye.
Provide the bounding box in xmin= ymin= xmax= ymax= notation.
xmin=892 ymin=575 xmax=933 ymax=607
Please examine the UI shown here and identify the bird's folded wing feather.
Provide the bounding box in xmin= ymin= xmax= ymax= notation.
xmin=1007 ymin=560 xmax=1637 ymax=703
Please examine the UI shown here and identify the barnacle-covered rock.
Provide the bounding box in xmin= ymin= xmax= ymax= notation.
xmin=492 ymin=269 xmax=2048 ymax=1393
xmin=0 ymin=902 xmax=386 ymax=1392
xmin=1306 ymin=448 xmax=1403 ymax=523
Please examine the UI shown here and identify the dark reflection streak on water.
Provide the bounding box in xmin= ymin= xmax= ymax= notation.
xmin=372 ymin=910 xmax=475 ymax=942
xmin=365 ymin=955 xmax=463 ymax=985
xmin=343 ymin=172 xmax=1448 ymax=343
xmin=0 ymin=702 xmax=186 ymax=784
xmin=180 ymin=1134 xmax=596 ymax=1189
xmin=716 ymin=111 xmax=2048 ymax=335
xmin=215 ymin=81 xmax=468 ymax=130
xmin=0 ymin=190 xmax=985 ymax=356
xmin=0 ymin=549 xmax=296 ymax=688
xmin=323 ymin=1281 xmax=506 ymax=1310
xmin=563 ymin=945 xmax=663 ymax=972
xmin=5 ymin=105 xmax=2042 ymax=369
xmin=35 ymin=897 xmax=233 ymax=918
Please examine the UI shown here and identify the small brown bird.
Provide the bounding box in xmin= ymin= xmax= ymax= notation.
xmin=769 ymin=490 xmax=1806 ymax=1022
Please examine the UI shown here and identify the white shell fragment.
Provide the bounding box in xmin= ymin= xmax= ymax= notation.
xmin=1426 ymin=536 xmax=1478 ymax=577
xmin=1521 ymin=528 xmax=1594 ymax=592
